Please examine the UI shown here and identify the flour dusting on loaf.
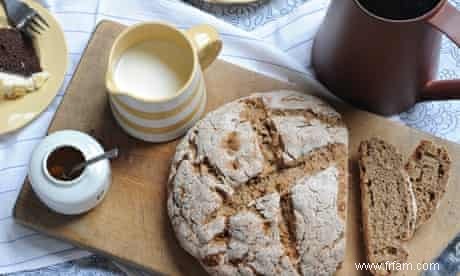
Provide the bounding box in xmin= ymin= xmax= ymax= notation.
xmin=168 ymin=90 xmax=349 ymax=275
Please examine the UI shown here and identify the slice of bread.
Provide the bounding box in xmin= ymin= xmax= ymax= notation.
xmin=358 ymin=138 xmax=417 ymax=275
xmin=405 ymin=140 xmax=451 ymax=228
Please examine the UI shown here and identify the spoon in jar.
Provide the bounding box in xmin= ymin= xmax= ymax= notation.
xmin=61 ymin=148 xmax=119 ymax=180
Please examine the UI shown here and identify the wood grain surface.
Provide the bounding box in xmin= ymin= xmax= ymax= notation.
xmin=14 ymin=20 xmax=460 ymax=276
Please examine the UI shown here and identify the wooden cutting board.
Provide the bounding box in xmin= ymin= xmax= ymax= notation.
xmin=14 ymin=20 xmax=460 ymax=276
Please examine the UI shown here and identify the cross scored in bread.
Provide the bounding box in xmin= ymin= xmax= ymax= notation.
xmin=167 ymin=91 xmax=349 ymax=276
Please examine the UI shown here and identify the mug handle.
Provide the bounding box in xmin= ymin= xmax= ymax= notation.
xmin=185 ymin=25 xmax=222 ymax=70
xmin=422 ymin=2 xmax=460 ymax=100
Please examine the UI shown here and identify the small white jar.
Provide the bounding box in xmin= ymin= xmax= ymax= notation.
xmin=28 ymin=130 xmax=111 ymax=215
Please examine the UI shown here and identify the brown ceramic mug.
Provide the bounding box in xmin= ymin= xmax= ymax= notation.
xmin=312 ymin=0 xmax=460 ymax=115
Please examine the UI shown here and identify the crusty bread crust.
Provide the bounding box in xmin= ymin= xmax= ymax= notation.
xmin=168 ymin=91 xmax=349 ymax=275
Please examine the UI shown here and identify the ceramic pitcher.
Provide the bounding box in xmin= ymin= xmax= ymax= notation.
xmin=106 ymin=23 xmax=222 ymax=142
xmin=312 ymin=0 xmax=460 ymax=115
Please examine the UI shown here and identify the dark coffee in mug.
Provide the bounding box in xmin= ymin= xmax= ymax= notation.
xmin=313 ymin=0 xmax=460 ymax=115
xmin=357 ymin=0 xmax=440 ymax=20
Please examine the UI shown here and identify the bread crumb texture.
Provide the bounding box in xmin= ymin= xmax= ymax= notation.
xmin=168 ymin=91 xmax=349 ymax=275
xmin=406 ymin=140 xmax=451 ymax=228
xmin=358 ymin=138 xmax=417 ymax=275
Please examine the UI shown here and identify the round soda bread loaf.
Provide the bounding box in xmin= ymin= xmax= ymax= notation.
xmin=167 ymin=90 xmax=349 ymax=275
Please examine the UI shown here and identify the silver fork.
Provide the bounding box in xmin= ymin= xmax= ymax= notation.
xmin=1 ymin=0 xmax=49 ymax=37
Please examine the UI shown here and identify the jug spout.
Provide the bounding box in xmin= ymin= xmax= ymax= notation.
xmin=105 ymin=73 xmax=129 ymax=97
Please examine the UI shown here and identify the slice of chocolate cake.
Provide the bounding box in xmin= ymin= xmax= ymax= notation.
xmin=0 ymin=28 xmax=49 ymax=99
xmin=0 ymin=28 xmax=41 ymax=76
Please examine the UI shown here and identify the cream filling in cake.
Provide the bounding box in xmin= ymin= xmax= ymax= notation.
xmin=0 ymin=71 xmax=50 ymax=99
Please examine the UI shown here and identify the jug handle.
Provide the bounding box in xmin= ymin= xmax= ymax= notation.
xmin=184 ymin=25 xmax=222 ymax=70
xmin=422 ymin=2 xmax=460 ymax=100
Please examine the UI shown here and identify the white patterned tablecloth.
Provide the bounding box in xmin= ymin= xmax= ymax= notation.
xmin=4 ymin=0 xmax=460 ymax=275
